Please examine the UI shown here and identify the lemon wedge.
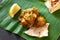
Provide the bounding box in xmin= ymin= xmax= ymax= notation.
xmin=9 ymin=3 xmax=20 ymax=18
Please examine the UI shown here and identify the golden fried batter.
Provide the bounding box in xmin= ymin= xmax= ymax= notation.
xmin=18 ymin=7 xmax=46 ymax=28
xmin=37 ymin=16 xmax=46 ymax=27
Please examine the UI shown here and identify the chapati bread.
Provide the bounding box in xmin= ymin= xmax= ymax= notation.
xmin=45 ymin=0 xmax=60 ymax=13
xmin=24 ymin=23 xmax=49 ymax=37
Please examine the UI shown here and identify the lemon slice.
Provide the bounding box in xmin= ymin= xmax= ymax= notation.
xmin=9 ymin=3 xmax=20 ymax=18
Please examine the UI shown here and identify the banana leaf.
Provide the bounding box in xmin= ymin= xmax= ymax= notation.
xmin=0 ymin=0 xmax=60 ymax=40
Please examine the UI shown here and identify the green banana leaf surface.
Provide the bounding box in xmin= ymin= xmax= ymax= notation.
xmin=0 ymin=0 xmax=60 ymax=40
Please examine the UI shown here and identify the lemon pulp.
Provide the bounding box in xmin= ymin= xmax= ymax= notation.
xmin=9 ymin=3 xmax=20 ymax=18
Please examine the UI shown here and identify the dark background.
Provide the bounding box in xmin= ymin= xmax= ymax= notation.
xmin=0 ymin=0 xmax=60 ymax=40
xmin=0 ymin=28 xmax=25 ymax=40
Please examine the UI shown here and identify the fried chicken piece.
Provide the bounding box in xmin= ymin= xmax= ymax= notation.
xmin=18 ymin=7 xmax=46 ymax=28
xmin=33 ymin=16 xmax=46 ymax=27
xmin=18 ymin=7 xmax=38 ymax=28
xmin=37 ymin=16 xmax=46 ymax=27
xmin=20 ymin=18 xmax=27 ymax=26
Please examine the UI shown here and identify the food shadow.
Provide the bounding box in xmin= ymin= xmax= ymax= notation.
xmin=52 ymin=9 xmax=60 ymax=19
